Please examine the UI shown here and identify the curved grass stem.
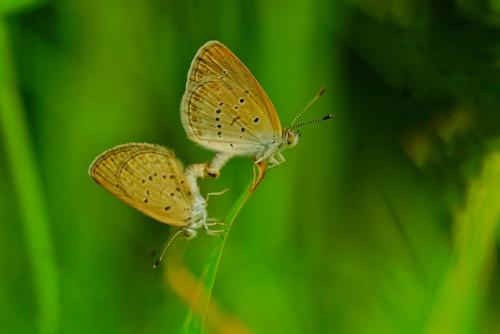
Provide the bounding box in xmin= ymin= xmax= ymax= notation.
xmin=182 ymin=179 xmax=257 ymax=333
xmin=0 ymin=20 xmax=59 ymax=334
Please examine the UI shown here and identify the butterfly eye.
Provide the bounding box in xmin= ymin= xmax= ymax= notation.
xmin=286 ymin=131 xmax=299 ymax=147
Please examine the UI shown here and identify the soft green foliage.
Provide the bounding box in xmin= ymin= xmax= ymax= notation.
xmin=426 ymin=153 xmax=500 ymax=334
xmin=1 ymin=0 xmax=500 ymax=333
xmin=0 ymin=19 xmax=59 ymax=334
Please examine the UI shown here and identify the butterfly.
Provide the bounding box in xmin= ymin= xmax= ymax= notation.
xmin=180 ymin=41 xmax=332 ymax=186
xmin=88 ymin=143 xmax=224 ymax=265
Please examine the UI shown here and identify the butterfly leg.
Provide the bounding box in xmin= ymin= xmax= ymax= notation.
xmin=267 ymin=152 xmax=285 ymax=170
xmin=204 ymin=218 xmax=226 ymax=235
xmin=277 ymin=152 xmax=285 ymax=164
xmin=206 ymin=218 xmax=225 ymax=226
xmin=206 ymin=230 xmax=225 ymax=237
xmin=206 ymin=188 xmax=229 ymax=202
xmin=267 ymin=157 xmax=279 ymax=169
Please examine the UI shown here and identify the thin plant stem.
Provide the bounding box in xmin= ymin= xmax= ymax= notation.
xmin=0 ymin=19 xmax=59 ymax=334
xmin=182 ymin=179 xmax=256 ymax=333
xmin=201 ymin=183 xmax=254 ymax=325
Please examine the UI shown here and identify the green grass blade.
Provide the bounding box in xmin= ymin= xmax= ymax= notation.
xmin=182 ymin=181 xmax=254 ymax=334
xmin=0 ymin=20 xmax=59 ymax=334
xmin=425 ymin=152 xmax=500 ymax=333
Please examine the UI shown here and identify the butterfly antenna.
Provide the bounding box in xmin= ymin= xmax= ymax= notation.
xmin=290 ymin=87 xmax=326 ymax=127
xmin=293 ymin=114 xmax=334 ymax=132
xmin=149 ymin=234 xmax=170 ymax=259
xmin=153 ymin=229 xmax=184 ymax=269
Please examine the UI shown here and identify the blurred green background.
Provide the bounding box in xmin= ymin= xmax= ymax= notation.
xmin=2 ymin=0 xmax=500 ymax=333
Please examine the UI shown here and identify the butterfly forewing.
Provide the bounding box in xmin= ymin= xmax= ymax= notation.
xmin=181 ymin=41 xmax=282 ymax=154
xmin=183 ymin=80 xmax=277 ymax=154
xmin=89 ymin=143 xmax=192 ymax=226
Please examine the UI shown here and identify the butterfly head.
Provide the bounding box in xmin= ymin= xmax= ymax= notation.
xmin=282 ymin=128 xmax=300 ymax=149
xmin=183 ymin=227 xmax=198 ymax=239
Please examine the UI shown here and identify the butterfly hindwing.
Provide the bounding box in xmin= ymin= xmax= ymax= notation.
xmin=89 ymin=143 xmax=193 ymax=226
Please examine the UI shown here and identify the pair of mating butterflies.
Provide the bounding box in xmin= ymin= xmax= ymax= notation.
xmin=89 ymin=41 xmax=332 ymax=261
